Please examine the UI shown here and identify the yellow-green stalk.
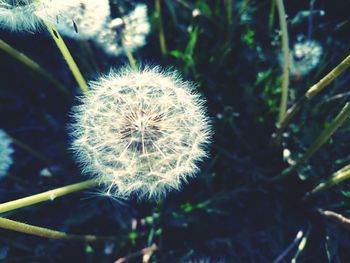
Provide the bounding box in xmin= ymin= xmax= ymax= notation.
xmin=276 ymin=0 xmax=290 ymax=125
xmin=0 ymin=180 xmax=97 ymax=214
xmin=45 ymin=22 xmax=89 ymax=94
xmin=0 ymin=217 xmax=115 ymax=242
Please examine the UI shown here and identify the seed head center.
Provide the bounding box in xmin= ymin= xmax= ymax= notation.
xmin=120 ymin=109 xmax=163 ymax=152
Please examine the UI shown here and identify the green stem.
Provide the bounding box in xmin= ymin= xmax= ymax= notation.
xmin=0 ymin=180 xmax=97 ymax=214
xmin=225 ymin=0 xmax=234 ymax=27
xmin=268 ymin=0 xmax=276 ymax=32
xmin=155 ymin=0 xmax=167 ymax=56
xmin=305 ymin=164 xmax=350 ymax=199
xmin=45 ymin=22 xmax=89 ymax=94
xmin=0 ymin=39 xmax=70 ymax=98
xmin=277 ymin=54 xmax=350 ymax=134
xmin=274 ymin=102 xmax=350 ymax=181
xmin=0 ymin=217 xmax=115 ymax=242
xmin=10 ymin=137 xmax=52 ymax=164
xmin=276 ymin=0 xmax=290 ymax=125
xmin=120 ymin=34 xmax=138 ymax=70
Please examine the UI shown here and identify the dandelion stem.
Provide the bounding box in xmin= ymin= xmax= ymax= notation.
xmin=0 ymin=39 xmax=70 ymax=98
xmin=120 ymin=37 xmax=138 ymax=70
xmin=0 ymin=217 xmax=115 ymax=242
xmin=155 ymin=0 xmax=167 ymax=56
xmin=268 ymin=0 xmax=276 ymax=32
xmin=0 ymin=180 xmax=97 ymax=214
xmin=276 ymin=0 xmax=290 ymax=125
xmin=274 ymin=102 xmax=350 ymax=181
xmin=225 ymin=0 xmax=234 ymax=27
xmin=45 ymin=22 xmax=89 ymax=94
xmin=276 ymin=54 xmax=350 ymax=135
xmin=318 ymin=209 xmax=350 ymax=230
xmin=10 ymin=136 xmax=52 ymax=164
xmin=304 ymin=164 xmax=350 ymax=199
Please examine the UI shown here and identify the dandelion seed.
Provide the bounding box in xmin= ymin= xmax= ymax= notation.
xmin=0 ymin=129 xmax=14 ymax=177
xmin=69 ymin=66 xmax=212 ymax=200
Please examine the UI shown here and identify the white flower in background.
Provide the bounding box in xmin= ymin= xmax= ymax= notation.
xmin=70 ymin=66 xmax=211 ymax=200
xmin=0 ymin=129 xmax=14 ymax=177
xmin=0 ymin=0 xmax=47 ymax=31
xmin=120 ymin=4 xmax=150 ymax=52
xmin=0 ymin=0 xmax=109 ymax=37
xmin=94 ymin=4 xmax=150 ymax=56
xmin=55 ymin=0 xmax=110 ymax=40
xmin=288 ymin=37 xmax=323 ymax=77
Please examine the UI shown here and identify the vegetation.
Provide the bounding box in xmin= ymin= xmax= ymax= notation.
xmin=0 ymin=0 xmax=350 ymax=262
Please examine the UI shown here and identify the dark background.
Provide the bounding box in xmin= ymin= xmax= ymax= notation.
xmin=1 ymin=0 xmax=350 ymax=262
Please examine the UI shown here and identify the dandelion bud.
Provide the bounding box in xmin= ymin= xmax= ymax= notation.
xmin=0 ymin=129 xmax=14 ymax=177
xmin=70 ymin=67 xmax=212 ymax=200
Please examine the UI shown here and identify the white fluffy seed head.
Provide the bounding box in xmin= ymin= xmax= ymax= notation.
xmin=0 ymin=129 xmax=14 ymax=177
xmin=70 ymin=66 xmax=212 ymax=200
xmin=54 ymin=0 xmax=110 ymax=40
xmin=0 ymin=0 xmax=43 ymax=31
xmin=289 ymin=38 xmax=323 ymax=77
xmin=94 ymin=4 xmax=150 ymax=56
xmin=0 ymin=0 xmax=109 ymax=35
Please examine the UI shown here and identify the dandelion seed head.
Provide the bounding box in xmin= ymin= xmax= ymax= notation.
xmin=0 ymin=0 xmax=109 ymax=35
xmin=70 ymin=66 xmax=211 ymax=200
xmin=0 ymin=129 xmax=14 ymax=177
xmin=54 ymin=0 xmax=110 ymax=40
xmin=0 ymin=0 xmax=42 ymax=31
xmin=289 ymin=38 xmax=323 ymax=77
xmin=94 ymin=4 xmax=150 ymax=56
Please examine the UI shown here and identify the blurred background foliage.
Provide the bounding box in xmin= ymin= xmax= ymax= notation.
xmin=1 ymin=0 xmax=350 ymax=262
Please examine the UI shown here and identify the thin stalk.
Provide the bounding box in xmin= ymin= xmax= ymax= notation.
xmin=277 ymin=54 xmax=350 ymax=134
xmin=0 ymin=180 xmax=97 ymax=214
xmin=155 ymin=0 xmax=167 ymax=56
xmin=275 ymin=0 xmax=290 ymax=125
xmin=305 ymin=164 xmax=350 ymax=199
xmin=0 ymin=39 xmax=70 ymax=98
xmin=274 ymin=102 xmax=350 ymax=181
xmin=268 ymin=0 xmax=276 ymax=32
xmin=120 ymin=36 xmax=137 ymax=70
xmin=45 ymin=22 xmax=89 ymax=94
xmin=273 ymin=230 xmax=304 ymax=263
xmin=10 ymin=136 xmax=52 ymax=164
xmin=0 ymin=217 xmax=115 ymax=242
xmin=225 ymin=0 xmax=233 ymax=27
xmin=291 ymin=228 xmax=310 ymax=263
xmin=115 ymin=244 xmax=158 ymax=263
xmin=125 ymin=50 xmax=137 ymax=70
xmin=318 ymin=209 xmax=350 ymax=230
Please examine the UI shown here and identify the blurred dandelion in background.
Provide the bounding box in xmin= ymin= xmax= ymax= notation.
xmin=94 ymin=3 xmax=150 ymax=56
xmin=54 ymin=0 xmax=110 ymax=40
xmin=0 ymin=129 xmax=14 ymax=177
xmin=288 ymin=36 xmax=323 ymax=77
xmin=69 ymin=66 xmax=211 ymax=200
xmin=0 ymin=0 xmax=71 ymax=32
xmin=0 ymin=0 xmax=50 ymax=32
xmin=0 ymin=0 xmax=110 ymax=37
